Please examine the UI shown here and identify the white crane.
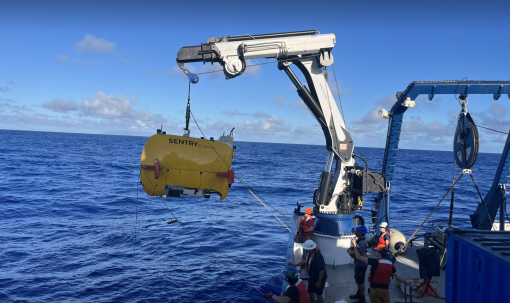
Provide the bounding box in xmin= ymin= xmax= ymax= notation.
xmin=177 ymin=30 xmax=386 ymax=265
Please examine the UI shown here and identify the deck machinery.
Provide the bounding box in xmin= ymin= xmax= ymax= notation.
xmin=174 ymin=30 xmax=510 ymax=268
xmin=376 ymin=80 xmax=510 ymax=235
xmin=176 ymin=30 xmax=387 ymax=265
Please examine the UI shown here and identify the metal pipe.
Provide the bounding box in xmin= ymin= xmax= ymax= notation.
xmin=283 ymin=66 xmax=303 ymax=89
xmin=226 ymin=30 xmax=317 ymax=42
xmin=324 ymin=151 xmax=335 ymax=172
xmin=501 ymin=185 xmax=505 ymax=231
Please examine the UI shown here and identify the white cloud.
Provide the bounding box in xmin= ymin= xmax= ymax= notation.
xmin=377 ymin=95 xmax=397 ymax=108
xmin=4 ymin=92 xmax=168 ymax=135
xmin=253 ymin=111 xmax=271 ymax=118
xmin=0 ymin=86 xmax=12 ymax=92
xmin=348 ymin=104 xmax=459 ymax=149
xmin=289 ymin=100 xmax=308 ymax=113
xmin=75 ymin=34 xmax=116 ymax=54
xmin=243 ymin=115 xmax=291 ymax=133
xmin=56 ymin=54 xmax=68 ymax=62
xmin=414 ymin=96 xmax=443 ymax=112
xmin=244 ymin=59 xmax=262 ymax=78
xmin=41 ymin=92 xmax=166 ymax=126
xmin=81 ymin=92 xmax=134 ymax=117
xmin=352 ymin=107 xmax=386 ymax=126
xmin=0 ymin=98 xmax=16 ymax=103
xmin=7 ymin=80 xmax=14 ymax=85
xmin=272 ymin=96 xmax=287 ymax=105
xmin=222 ymin=110 xmax=271 ymax=118
xmin=293 ymin=126 xmax=321 ymax=137
xmin=42 ymin=99 xmax=79 ymax=113
xmin=490 ymin=103 xmax=505 ymax=118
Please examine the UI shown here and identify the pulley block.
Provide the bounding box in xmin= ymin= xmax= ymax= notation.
xmin=453 ymin=111 xmax=479 ymax=169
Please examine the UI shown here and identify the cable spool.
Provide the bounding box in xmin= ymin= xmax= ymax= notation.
xmin=453 ymin=98 xmax=479 ymax=169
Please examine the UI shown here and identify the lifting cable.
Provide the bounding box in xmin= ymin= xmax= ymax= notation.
xmin=397 ymin=173 xmax=466 ymax=254
xmin=184 ymin=80 xmax=294 ymax=231
xmin=467 ymin=122 xmax=510 ymax=224
xmin=183 ymin=52 xmax=349 ymax=231
xmin=504 ymin=195 xmax=510 ymax=223
xmin=331 ymin=63 xmax=346 ymax=123
xmin=448 ymin=162 xmax=455 ymax=226
xmin=192 ymin=52 xmax=348 ymax=125
xmin=193 ymin=53 xmax=319 ymax=76
xmin=139 ymin=168 xmax=276 ymax=301
xmin=469 ymin=172 xmax=494 ymax=228
xmin=189 ymin=110 xmax=293 ymax=233
xmin=134 ymin=178 xmax=140 ymax=254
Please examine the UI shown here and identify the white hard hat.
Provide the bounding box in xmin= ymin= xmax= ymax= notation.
xmin=380 ymin=222 xmax=388 ymax=228
xmin=302 ymin=240 xmax=317 ymax=250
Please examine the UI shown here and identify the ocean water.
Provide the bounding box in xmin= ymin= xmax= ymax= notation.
xmin=0 ymin=130 xmax=503 ymax=302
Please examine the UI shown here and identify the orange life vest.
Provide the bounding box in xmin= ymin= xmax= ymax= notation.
xmin=376 ymin=231 xmax=390 ymax=250
xmin=368 ymin=258 xmax=393 ymax=285
xmin=299 ymin=216 xmax=313 ymax=236
xmin=289 ymin=279 xmax=310 ymax=303
xmin=306 ymin=248 xmax=320 ymax=271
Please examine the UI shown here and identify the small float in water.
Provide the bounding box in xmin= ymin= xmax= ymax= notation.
xmin=140 ymin=128 xmax=235 ymax=200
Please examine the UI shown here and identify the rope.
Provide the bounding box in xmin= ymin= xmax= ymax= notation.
xmin=139 ymin=168 xmax=270 ymax=299
xmin=448 ymin=161 xmax=455 ymax=226
xmin=474 ymin=124 xmax=509 ymax=135
xmin=189 ymin=110 xmax=295 ymax=232
xmin=134 ymin=178 xmax=139 ymax=254
xmin=184 ymin=82 xmax=191 ymax=132
xmin=193 ymin=53 xmax=320 ymax=75
xmin=454 ymin=78 xmax=468 ymax=101
xmin=397 ymin=173 xmax=466 ymax=254
xmin=468 ymin=173 xmax=495 ymax=229
xmin=331 ymin=63 xmax=345 ymax=123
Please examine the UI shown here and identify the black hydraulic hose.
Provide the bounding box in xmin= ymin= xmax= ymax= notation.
xmin=353 ymin=153 xmax=369 ymax=170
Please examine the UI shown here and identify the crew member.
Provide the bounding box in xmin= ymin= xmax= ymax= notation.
xmin=351 ymin=238 xmax=409 ymax=303
xmin=289 ymin=240 xmax=327 ymax=303
xmin=375 ymin=222 xmax=390 ymax=252
xmin=264 ymin=266 xmax=309 ymax=303
xmin=298 ymin=208 xmax=314 ymax=243
xmin=347 ymin=226 xmax=368 ymax=303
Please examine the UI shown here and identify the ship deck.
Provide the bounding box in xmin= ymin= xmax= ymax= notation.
xmin=286 ymin=214 xmax=446 ymax=302
xmin=319 ymin=241 xmax=445 ymax=303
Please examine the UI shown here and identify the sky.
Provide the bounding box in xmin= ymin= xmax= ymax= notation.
xmin=1 ymin=0 xmax=510 ymax=152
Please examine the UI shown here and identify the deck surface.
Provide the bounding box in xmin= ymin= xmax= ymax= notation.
xmin=320 ymin=241 xmax=445 ymax=303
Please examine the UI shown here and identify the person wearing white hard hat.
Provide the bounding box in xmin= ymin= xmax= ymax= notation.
xmin=374 ymin=222 xmax=390 ymax=253
xmin=289 ymin=240 xmax=327 ymax=303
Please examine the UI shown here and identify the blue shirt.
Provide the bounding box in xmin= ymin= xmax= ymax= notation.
xmin=354 ymin=239 xmax=368 ymax=267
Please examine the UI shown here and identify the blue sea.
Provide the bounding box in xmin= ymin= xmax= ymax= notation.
xmin=0 ymin=130 xmax=503 ymax=302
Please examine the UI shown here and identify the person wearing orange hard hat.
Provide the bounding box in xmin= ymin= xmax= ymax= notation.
xmin=298 ymin=208 xmax=314 ymax=243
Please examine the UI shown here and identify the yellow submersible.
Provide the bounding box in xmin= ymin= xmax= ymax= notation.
xmin=140 ymin=130 xmax=235 ymax=200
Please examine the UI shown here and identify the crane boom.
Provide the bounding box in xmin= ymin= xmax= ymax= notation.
xmin=176 ymin=31 xmax=386 ymax=265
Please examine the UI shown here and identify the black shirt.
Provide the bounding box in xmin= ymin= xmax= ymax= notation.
xmin=307 ymin=250 xmax=328 ymax=282
xmin=368 ymin=258 xmax=396 ymax=290
xmin=283 ymin=285 xmax=300 ymax=303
